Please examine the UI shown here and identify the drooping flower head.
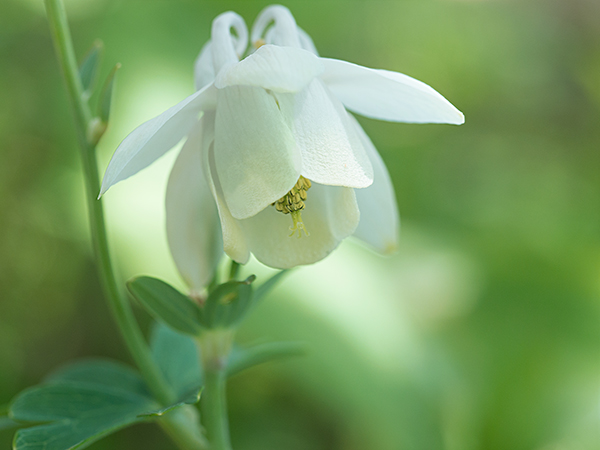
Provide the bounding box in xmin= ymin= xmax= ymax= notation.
xmin=100 ymin=5 xmax=464 ymax=293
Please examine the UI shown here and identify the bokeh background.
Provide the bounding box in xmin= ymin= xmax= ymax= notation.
xmin=1 ymin=0 xmax=599 ymax=449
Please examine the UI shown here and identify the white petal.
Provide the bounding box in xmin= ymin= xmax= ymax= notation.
xmin=166 ymin=117 xmax=223 ymax=292
xmin=276 ymin=79 xmax=373 ymax=188
xmin=100 ymin=84 xmax=217 ymax=196
xmin=297 ymin=27 xmax=319 ymax=55
xmin=215 ymin=45 xmax=323 ymax=93
xmin=194 ymin=42 xmax=216 ymax=90
xmin=349 ymin=116 xmax=399 ymax=253
xmin=251 ymin=5 xmax=301 ymax=48
xmin=239 ymin=183 xmax=360 ymax=269
xmin=214 ymin=85 xmax=301 ymax=220
xmin=202 ymin=112 xmax=250 ymax=264
xmin=210 ymin=12 xmax=248 ymax=74
xmin=320 ymin=58 xmax=464 ymax=125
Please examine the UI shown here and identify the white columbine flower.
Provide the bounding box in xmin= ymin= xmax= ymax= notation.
xmin=100 ymin=5 xmax=464 ymax=292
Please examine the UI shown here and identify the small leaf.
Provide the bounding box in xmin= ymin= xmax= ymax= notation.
xmin=227 ymin=341 xmax=307 ymax=377
xmin=98 ymin=63 xmax=120 ymax=124
xmin=201 ymin=275 xmax=256 ymax=328
xmin=10 ymin=381 xmax=157 ymax=450
xmin=150 ymin=323 xmax=202 ymax=398
xmin=138 ymin=390 xmax=201 ymax=418
xmin=253 ymin=270 xmax=289 ymax=303
xmin=127 ymin=276 xmax=203 ymax=336
xmin=79 ymin=40 xmax=103 ymax=97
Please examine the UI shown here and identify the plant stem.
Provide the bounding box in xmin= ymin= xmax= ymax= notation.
xmin=44 ymin=1 xmax=206 ymax=448
xmin=199 ymin=330 xmax=234 ymax=450
xmin=202 ymin=369 xmax=232 ymax=450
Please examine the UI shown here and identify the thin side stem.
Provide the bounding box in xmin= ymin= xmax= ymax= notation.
xmin=44 ymin=0 xmax=174 ymax=407
xmin=44 ymin=1 xmax=206 ymax=448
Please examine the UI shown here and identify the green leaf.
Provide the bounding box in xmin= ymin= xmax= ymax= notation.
xmin=9 ymin=358 xmax=204 ymax=450
xmin=98 ymin=63 xmax=120 ymax=124
xmin=10 ymin=381 xmax=157 ymax=450
xmin=150 ymin=323 xmax=202 ymax=398
xmin=253 ymin=270 xmax=290 ymax=303
xmin=79 ymin=40 xmax=103 ymax=97
xmin=127 ymin=276 xmax=203 ymax=336
xmin=227 ymin=341 xmax=307 ymax=377
xmin=201 ymin=275 xmax=256 ymax=328
xmin=46 ymin=358 xmax=149 ymax=396
xmin=138 ymin=390 xmax=201 ymax=418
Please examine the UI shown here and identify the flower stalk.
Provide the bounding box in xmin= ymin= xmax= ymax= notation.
xmin=44 ymin=0 xmax=205 ymax=448
xmin=198 ymin=329 xmax=235 ymax=450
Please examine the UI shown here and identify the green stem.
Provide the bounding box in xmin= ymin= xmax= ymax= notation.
xmin=199 ymin=330 xmax=234 ymax=450
xmin=44 ymin=1 xmax=206 ymax=449
xmin=201 ymin=369 xmax=232 ymax=450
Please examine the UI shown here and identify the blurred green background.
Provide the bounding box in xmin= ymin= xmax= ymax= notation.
xmin=1 ymin=0 xmax=599 ymax=449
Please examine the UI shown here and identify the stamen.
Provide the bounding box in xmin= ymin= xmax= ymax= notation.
xmin=253 ymin=39 xmax=266 ymax=49
xmin=289 ymin=210 xmax=309 ymax=238
xmin=271 ymin=176 xmax=312 ymax=238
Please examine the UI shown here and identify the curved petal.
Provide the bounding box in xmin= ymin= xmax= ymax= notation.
xmin=166 ymin=117 xmax=223 ymax=292
xmin=251 ymin=5 xmax=301 ymax=48
xmin=214 ymin=85 xmax=301 ymax=220
xmin=297 ymin=27 xmax=319 ymax=56
xmin=194 ymin=42 xmax=216 ymax=90
xmin=348 ymin=116 xmax=399 ymax=253
xmin=263 ymin=24 xmax=319 ymax=55
xmin=100 ymin=83 xmax=218 ymax=196
xmin=215 ymin=45 xmax=323 ymax=93
xmin=203 ymin=112 xmax=250 ymax=264
xmin=320 ymin=58 xmax=464 ymax=125
xmin=276 ymin=79 xmax=373 ymax=188
xmin=239 ymin=183 xmax=359 ymax=269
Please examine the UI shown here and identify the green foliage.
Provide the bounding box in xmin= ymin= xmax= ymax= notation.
xmin=200 ymin=275 xmax=256 ymax=328
xmin=0 ymin=416 xmax=17 ymax=432
xmin=78 ymin=40 xmax=103 ymax=98
xmin=9 ymin=358 xmax=202 ymax=450
xmin=150 ymin=323 xmax=202 ymax=397
xmin=129 ymin=274 xmax=285 ymax=334
xmin=138 ymin=391 xmax=201 ymax=418
xmin=128 ymin=276 xmax=204 ymax=336
xmin=98 ymin=63 xmax=120 ymax=124
xmin=252 ymin=270 xmax=289 ymax=306
xmin=10 ymin=361 xmax=157 ymax=450
xmin=227 ymin=341 xmax=306 ymax=378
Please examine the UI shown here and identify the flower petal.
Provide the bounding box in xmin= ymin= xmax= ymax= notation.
xmin=165 ymin=117 xmax=223 ymax=292
xmin=276 ymin=79 xmax=373 ymax=188
xmin=215 ymin=45 xmax=323 ymax=93
xmin=203 ymin=112 xmax=251 ymax=264
xmin=239 ymin=183 xmax=360 ymax=269
xmin=194 ymin=42 xmax=216 ymax=90
xmin=349 ymin=116 xmax=399 ymax=253
xmin=214 ymin=85 xmax=301 ymax=220
xmin=100 ymin=83 xmax=218 ymax=196
xmin=320 ymin=58 xmax=464 ymax=125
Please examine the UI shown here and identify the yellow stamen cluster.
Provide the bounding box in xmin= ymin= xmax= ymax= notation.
xmin=272 ymin=176 xmax=312 ymax=238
